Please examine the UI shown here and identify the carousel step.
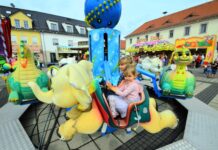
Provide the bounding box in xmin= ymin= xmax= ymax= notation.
xmin=0 ymin=119 xmax=34 ymax=150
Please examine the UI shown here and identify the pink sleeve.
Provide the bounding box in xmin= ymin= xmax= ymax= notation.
xmin=115 ymin=83 xmax=135 ymax=97
xmin=118 ymin=81 xmax=125 ymax=91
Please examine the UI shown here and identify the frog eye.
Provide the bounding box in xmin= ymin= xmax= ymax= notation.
xmin=178 ymin=52 xmax=182 ymax=56
xmin=185 ymin=51 xmax=190 ymax=56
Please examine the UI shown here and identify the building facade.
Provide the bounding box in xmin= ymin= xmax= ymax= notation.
xmin=126 ymin=1 xmax=218 ymax=63
xmin=4 ymin=11 xmax=43 ymax=61
xmin=0 ymin=5 xmax=90 ymax=64
xmin=41 ymin=33 xmax=88 ymax=63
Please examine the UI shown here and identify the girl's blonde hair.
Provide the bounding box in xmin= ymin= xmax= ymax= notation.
xmin=119 ymin=56 xmax=133 ymax=65
xmin=123 ymin=64 xmax=137 ymax=77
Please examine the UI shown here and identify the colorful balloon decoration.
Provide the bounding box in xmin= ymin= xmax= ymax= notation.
xmin=85 ymin=0 xmax=121 ymax=28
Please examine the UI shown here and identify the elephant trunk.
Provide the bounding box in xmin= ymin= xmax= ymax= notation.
xmin=28 ymin=82 xmax=53 ymax=104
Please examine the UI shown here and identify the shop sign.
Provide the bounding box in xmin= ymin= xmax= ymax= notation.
xmin=176 ymin=35 xmax=215 ymax=48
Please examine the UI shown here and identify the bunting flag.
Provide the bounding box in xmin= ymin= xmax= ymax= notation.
xmin=0 ymin=17 xmax=12 ymax=62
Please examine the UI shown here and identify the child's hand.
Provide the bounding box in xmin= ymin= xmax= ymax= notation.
xmin=106 ymin=82 xmax=112 ymax=88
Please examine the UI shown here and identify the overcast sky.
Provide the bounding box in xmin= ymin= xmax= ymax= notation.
xmin=0 ymin=0 xmax=210 ymax=39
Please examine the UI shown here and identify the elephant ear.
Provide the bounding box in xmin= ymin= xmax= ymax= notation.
xmin=70 ymin=82 xmax=92 ymax=111
xmin=78 ymin=60 xmax=93 ymax=80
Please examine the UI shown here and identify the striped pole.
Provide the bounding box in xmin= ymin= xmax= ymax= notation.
xmin=0 ymin=19 xmax=9 ymax=62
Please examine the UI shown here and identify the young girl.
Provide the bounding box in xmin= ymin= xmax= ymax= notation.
xmin=117 ymin=56 xmax=133 ymax=85
xmin=106 ymin=65 xmax=143 ymax=118
xmin=104 ymin=55 xmax=133 ymax=89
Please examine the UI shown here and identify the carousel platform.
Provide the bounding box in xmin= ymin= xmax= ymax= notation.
xmin=159 ymin=97 xmax=218 ymax=150
xmin=0 ymin=83 xmax=34 ymax=150
xmin=1 ymin=70 xmax=218 ymax=150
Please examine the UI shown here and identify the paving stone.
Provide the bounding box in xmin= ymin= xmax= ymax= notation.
xmin=79 ymin=142 xmax=99 ymax=150
xmin=95 ymin=134 xmax=122 ymax=150
xmin=194 ymin=82 xmax=211 ymax=95
xmin=48 ymin=140 xmax=69 ymax=150
xmin=195 ymin=83 xmax=218 ymax=104
xmin=25 ymin=119 xmax=58 ymax=135
xmin=90 ymin=130 xmax=102 ymax=140
xmin=113 ymin=129 xmax=137 ymax=143
xmin=31 ymin=128 xmax=59 ymax=146
xmin=67 ymin=133 xmax=92 ymax=149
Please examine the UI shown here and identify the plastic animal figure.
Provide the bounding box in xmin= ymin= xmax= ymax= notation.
xmin=29 ymin=60 xmax=178 ymax=141
xmin=140 ymin=56 xmax=163 ymax=80
xmin=160 ymin=48 xmax=196 ymax=97
xmin=7 ymin=42 xmax=49 ymax=104
xmin=0 ymin=55 xmax=12 ymax=73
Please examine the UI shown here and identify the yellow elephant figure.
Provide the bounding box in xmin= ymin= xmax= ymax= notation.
xmin=29 ymin=60 xmax=178 ymax=141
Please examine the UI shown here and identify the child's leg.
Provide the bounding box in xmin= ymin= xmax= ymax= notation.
xmin=115 ymin=98 xmax=128 ymax=118
xmin=108 ymin=95 xmax=118 ymax=117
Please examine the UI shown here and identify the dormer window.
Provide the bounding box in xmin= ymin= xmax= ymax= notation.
xmin=163 ymin=20 xmax=171 ymax=25
xmin=50 ymin=22 xmax=59 ymax=31
xmin=24 ymin=20 xmax=29 ymax=29
xmin=67 ymin=25 xmax=73 ymax=33
xmin=75 ymin=25 xmax=86 ymax=34
xmin=146 ymin=25 xmax=154 ymax=29
xmin=62 ymin=23 xmax=73 ymax=33
xmin=184 ymin=13 xmax=198 ymax=19
xmin=6 ymin=11 xmax=11 ymax=14
xmin=14 ymin=19 xmax=20 ymax=28
xmin=80 ymin=27 xmax=86 ymax=34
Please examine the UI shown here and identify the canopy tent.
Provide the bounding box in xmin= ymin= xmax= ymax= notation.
xmin=129 ymin=40 xmax=175 ymax=53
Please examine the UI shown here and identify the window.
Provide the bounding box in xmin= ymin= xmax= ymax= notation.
xmin=24 ymin=20 xmax=29 ymax=29
xmin=11 ymin=36 xmax=17 ymax=43
xmin=32 ymin=37 xmax=38 ymax=44
xmin=137 ymin=37 xmax=140 ymax=41
xmin=51 ymin=23 xmax=59 ymax=31
xmin=6 ymin=11 xmax=11 ymax=14
xmin=156 ymin=32 xmax=160 ymax=38
xmin=145 ymin=35 xmax=148 ymax=41
xmin=169 ymin=30 xmax=174 ymax=38
xmin=68 ymin=40 xmax=73 ymax=47
xmin=14 ymin=19 xmax=20 ymax=28
xmin=67 ymin=26 xmax=73 ymax=33
xmin=50 ymin=53 xmax=57 ymax=63
xmin=52 ymin=38 xmax=59 ymax=46
xmin=80 ymin=27 xmax=86 ymax=34
xmin=21 ymin=36 xmax=28 ymax=44
xmin=130 ymin=38 xmax=132 ymax=44
xmin=200 ymin=23 xmax=207 ymax=34
xmin=78 ymin=41 xmax=88 ymax=46
xmin=184 ymin=26 xmax=190 ymax=36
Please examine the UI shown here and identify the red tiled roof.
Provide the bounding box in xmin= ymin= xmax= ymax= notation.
xmin=126 ymin=1 xmax=218 ymax=37
xmin=120 ymin=40 xmax=126 ymax=49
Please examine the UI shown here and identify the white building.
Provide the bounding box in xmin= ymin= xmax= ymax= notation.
xmin=126 ymin=1 xmax=218 ymax=63
xmin=38 ymin=15 xmax=90 ymax=63
xmin=0 ymin=5 xmax=90 ymax=64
